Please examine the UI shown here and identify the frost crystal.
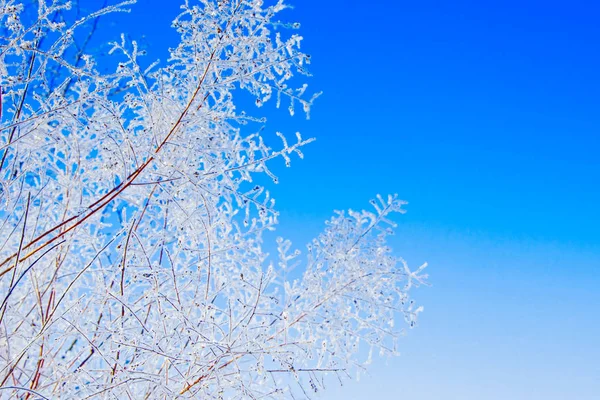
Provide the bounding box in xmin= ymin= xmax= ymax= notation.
xmin=0 ymin=1 xmax=426 ymax=398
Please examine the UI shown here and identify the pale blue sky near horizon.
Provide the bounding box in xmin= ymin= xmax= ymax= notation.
xmin=85 ymin=0 xmax=599 ymax=398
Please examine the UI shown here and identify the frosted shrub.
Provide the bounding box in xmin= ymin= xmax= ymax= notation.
xmin=0 ymin=1 xmax=427 ymax=398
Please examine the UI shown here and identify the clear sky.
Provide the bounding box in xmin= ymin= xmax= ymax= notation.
xmin=94 ymin=0 xmax=600 ymax=398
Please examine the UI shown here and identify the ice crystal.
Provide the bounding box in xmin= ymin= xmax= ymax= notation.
xmin=0 ymin=1 xmax=426 ymax=398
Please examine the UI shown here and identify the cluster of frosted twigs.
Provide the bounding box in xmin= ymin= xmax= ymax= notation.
xmin=0 ymin=1 xmax=425 ymax=398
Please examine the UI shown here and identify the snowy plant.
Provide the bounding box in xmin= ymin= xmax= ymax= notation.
xmin=0 ymin=0 xmax=427 ymax=398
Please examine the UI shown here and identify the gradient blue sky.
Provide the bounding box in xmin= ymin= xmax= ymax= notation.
xmin=98 ymin=1 xmax=600 ymax=398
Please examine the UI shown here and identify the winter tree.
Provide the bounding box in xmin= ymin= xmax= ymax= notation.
xmin=0 ymin=0 xmax=427 ymax=398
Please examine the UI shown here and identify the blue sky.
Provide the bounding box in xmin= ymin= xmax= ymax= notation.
xmin=98 ymin=1 xmax=600 ymax=398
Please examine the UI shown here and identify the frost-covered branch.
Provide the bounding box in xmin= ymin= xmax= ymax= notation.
xmin=0 ymin=1 xmax=426 ymax=398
